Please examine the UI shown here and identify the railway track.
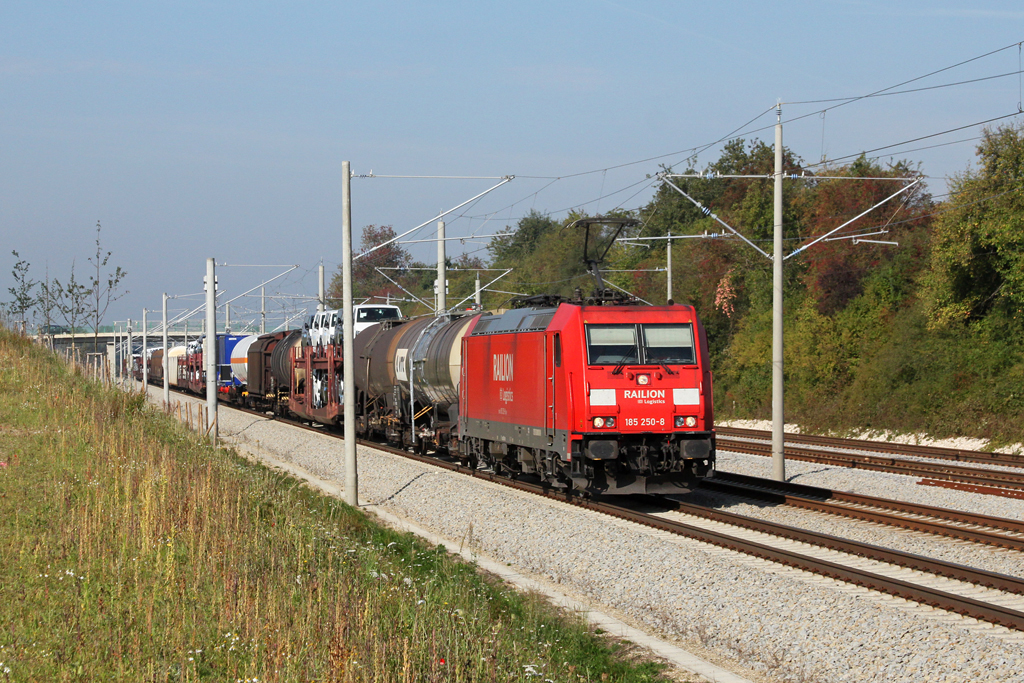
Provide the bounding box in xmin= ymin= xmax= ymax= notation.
xmin=641 ymin=491 xmax=1024 ymax=593
xmin=153 ymin=385 xmax=1024 ymax=632
xmin=717 ymin=425 xmax=1024 ymax=469
xmin=443 ymin=459 xmax=1024 ymax=632
xmin=700 ymin=471 xmax=1024 ymax=551
xmin=717 ymin=436 xmax=1024 ymax=493
xmin=187 ymin=396 xmax=1024 ymax=632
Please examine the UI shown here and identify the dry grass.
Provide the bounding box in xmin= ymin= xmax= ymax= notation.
xmin=0 ymin=328 xmax=671 ymax=682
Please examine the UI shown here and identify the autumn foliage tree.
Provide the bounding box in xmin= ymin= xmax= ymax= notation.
xmin=797 ymin=157 xmax=932 ymax=316
xmin=328 ymin=225 xmax=412 ymax=305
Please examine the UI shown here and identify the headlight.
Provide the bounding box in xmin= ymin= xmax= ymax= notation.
xmin=637 ymin=374 xmax=650 ymax=385
xmin=605 ymin=417 xmax=615 ymax=428
xmin=593 ymin=417 xmax=605 ymax=428
xmin=685 ymin=416 xmax=697 ymax=427
xmin=674 ymin=416 xmax=685 ymax=427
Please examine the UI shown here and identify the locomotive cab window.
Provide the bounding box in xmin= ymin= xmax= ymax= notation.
xmin=642 ymin=324 xmax=695 ymax=365
xmin=586 ymin=325 xmax=639 ymax=365
xmin=586 ymin=323 xmax=696 ymax=366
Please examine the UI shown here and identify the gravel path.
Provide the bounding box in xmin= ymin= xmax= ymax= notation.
xmin=158 ymin=391 xmax=1024 ymax=682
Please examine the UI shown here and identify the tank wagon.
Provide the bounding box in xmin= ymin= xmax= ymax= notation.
xmin=244 ymin=330 xmax=302 ymax=414
xmin=353 ymin=313 xmax=477 ymax=450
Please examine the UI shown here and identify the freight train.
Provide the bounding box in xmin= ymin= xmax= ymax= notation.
xmin=146 ymin=296 xmax=715 ymax=495
xmin=143 ymin=219 xmax=714 ymax=494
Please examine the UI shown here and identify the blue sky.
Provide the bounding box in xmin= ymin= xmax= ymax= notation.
xmin=3 ymin=1 xmax=1023 ymax=328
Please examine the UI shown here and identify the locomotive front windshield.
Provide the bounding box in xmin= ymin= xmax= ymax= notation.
xmin=586 ymin=323 xmax=695 ymax=366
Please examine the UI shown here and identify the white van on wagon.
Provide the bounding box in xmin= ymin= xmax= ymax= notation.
xmin=307 ymin=304 xmax=402 ymax=347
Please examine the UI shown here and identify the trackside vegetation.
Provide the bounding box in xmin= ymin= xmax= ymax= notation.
xmin=0 ymin=328 xmax=674 ymax=682
xmin=418 ymin=124 xmax=1023 ymax=447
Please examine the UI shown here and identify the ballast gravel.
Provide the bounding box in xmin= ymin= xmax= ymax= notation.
xmin=160 ymin=392 xmax=1024 ymax=682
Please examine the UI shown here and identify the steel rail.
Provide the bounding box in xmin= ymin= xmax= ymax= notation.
xmin=919 ymin=478 xmax=1024 ymax=501
xmin=718 ymin=437 xmax=1024 ymax=490
xmin=717 ymin=426 xmax=1024 ymax=469
xmin=701 ymin=471 xmax=1024 ymax=551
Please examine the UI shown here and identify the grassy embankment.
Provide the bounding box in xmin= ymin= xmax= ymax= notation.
xmin=0 ymin=328 xmax=672 ymax=682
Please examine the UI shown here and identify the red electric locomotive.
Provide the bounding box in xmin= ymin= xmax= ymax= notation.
xmin=458 ymin=301 xmax=714 ymax=494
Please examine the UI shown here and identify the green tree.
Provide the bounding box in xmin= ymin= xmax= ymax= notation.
xmin=444 ymin=252 xmax=487 ymax=311
xmin=486 ymin=211 xmax=578 ymax=305
xmin=925 ymin=123 xmax=1024 ymax=328
xmin=487 ymin=210 xmax=560 ymax=265
xmin=88 ymin=221 xmax=128 ymax=353
xmin=6 ymin=250 xmax=37 ymax=329
xmin=54 ymin=262 xmax=92 ymax=347
xmin=486 ymin=211 xmax=629 ymax=306
xmin=38 ymin=265 xmax=58 ymax=340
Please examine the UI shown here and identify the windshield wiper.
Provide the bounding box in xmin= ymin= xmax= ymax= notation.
xmin=659 ymin=362 xmax=675 ymax=375
xmin=611 ymin=352 xmax=635 ymax=375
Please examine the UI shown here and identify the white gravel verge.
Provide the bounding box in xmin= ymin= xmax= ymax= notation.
xmin=719 ymin=419 xmax=1024 ymax=456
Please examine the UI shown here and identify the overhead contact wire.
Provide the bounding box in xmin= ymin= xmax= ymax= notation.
xmin=802 ymin=111 xmax=1023 ymax=170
